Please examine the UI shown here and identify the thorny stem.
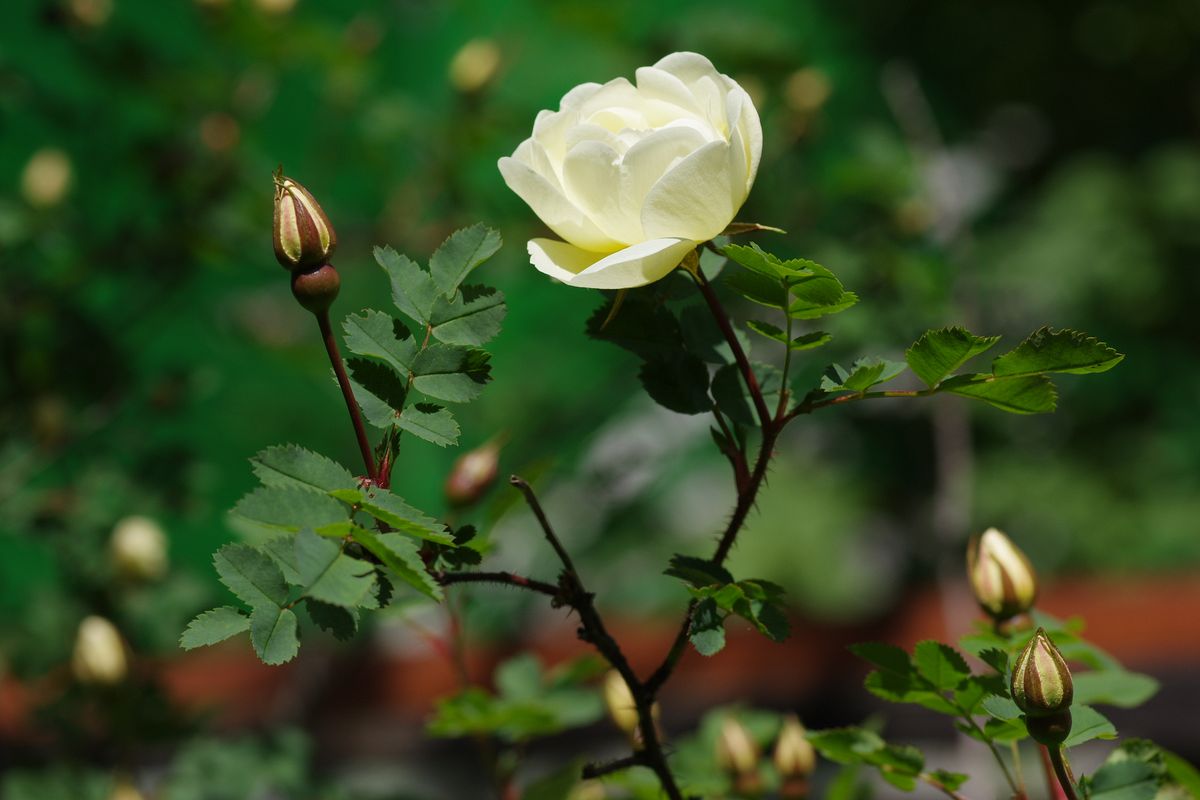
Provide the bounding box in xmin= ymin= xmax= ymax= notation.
xmin=582 ymin=752 xmax=648 ymax=779
xmin=317 ymin=310 xmax=377 ymax=482
xmin=437 ymin=570 xmax=560 ymax=598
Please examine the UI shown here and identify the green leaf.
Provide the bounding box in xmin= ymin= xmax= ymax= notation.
xmin=978 ymin=647 xmax=1010 ymax=676
xmin=913 ymin=641 xmax=970 ymax=691
xmin=690 ymin=598 xmax=726 ymax=656
xmin=821 ymin=358 xmax=907 ymax=392
xmin=665 ymin=555 xmax=734 ymax=587
xmin=411 ymin=344 xmax=491 ymax=403
xmin=429 ymin=224 xmax=502 ymax=297
xmin=352 ymin=526 xmax=443 ymax=600
xmin=332 ymin=486 xmax=452 ymax=545
xmin=1081 ymin=760 xmax=1158 ymax=800
xmin=1163 ymin=749 xmax=1200 ymax=797
xmin=250 ymin=445 xmax=357 ymax=494
xmin=992 ymin=327 xmax=1124 ymax=377
xmin=213 ymin=544 xmax=288 ymax=609
xmin=982 ymin=695 xmax=1022 ymax=721
xmin=305 ymin=599 xmax=358 ymax=640
xmin=711 ymin=362 xmax=782 ymax=426
xmin=942 ymin=373 xmax=1058 ymax=414
xmin=679 ymin=305 xmax=751 ymax=364
xmin=376 ymin=245 xmax=439 ymax=325
xmin=723 ymin=242 xmax=797 ymax=279
xmin=786 ymin=263 xmax=859 ymax=320
xmin=849 ymin=642 xmax=913 ymax=677
xmin=180 ymin=606 xmax=249 ymax=649
xmin=928 ymin=770 xmax=969 ymax=792
xmin=979 ymin=716 xmax=1028 ymax=743
xmin=1072 ymin=670 xmax=1159 ymax=709
xmin=430 ymin=285 xmax=507 ymax=346
xmin=347 ymin=357 xmax=408 ymax=428
xmin=724 ymin=266 xmax=787 ymax=309
xmin=807 ymin=727 xmax=888 ymax=765
xmin=863 ymin=670 xmax=959 ymax=715
xmin=586 ymin=292 xmax=684 ymax=360
xmin=905 ymin=326 xmax=1001 ymax=387
xmin=249 ymin=605 xmax=300 ymax=665
xmin=1063 ymin=704 xmax=1118 ymax=747
xmin=638 ymin=354 xmax=711 ymax=415
xmin=292 ymin=528 xmax=376 ymax=608
xmin=396 ymin=403 xmax=460 ymax=447
xmin=746 ymin=320 xmax=832 ymax=350
xmin=231 ymin=486 xmax=349 ymax=536
xmin=341 ymin=310 xmax=417 ymax=374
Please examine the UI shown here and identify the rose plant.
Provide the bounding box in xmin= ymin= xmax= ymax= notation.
xmin=182 ymin=53 xmax=1197 ymax=800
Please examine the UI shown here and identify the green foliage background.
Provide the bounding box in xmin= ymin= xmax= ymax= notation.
xmin=2 ymin=0 xmax=1198 ymax=728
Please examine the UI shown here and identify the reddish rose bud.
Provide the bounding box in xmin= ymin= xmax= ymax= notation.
xmin=967 ymin=527 xmax=1038 ymax=622
xmin=290 ymin=263 xmax=341 ymax=315
xmin=444 ymin=439 xmax=502 ymax=507
xmin=273 ymin=170 xmax=337 ymax=271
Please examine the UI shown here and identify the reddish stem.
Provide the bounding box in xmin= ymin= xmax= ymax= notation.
xmin=317 ymin=310 xmax=376 ymax=482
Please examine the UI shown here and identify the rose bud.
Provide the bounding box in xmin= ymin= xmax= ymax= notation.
xmin=967 ymin=527 xmax=1038 ymax=622
xmin=774 ymin=714 xmax=816 ymax=797
xmin=444 ymin=439 xmax=502 ymax=507
xmin=717 ymin=716 xmax=762 ymax=794
xmin=110 ymin=515 xmax=168 ymax=581
xmin=72 ymin=616 xmax=129 ymax=686
xmin=1011 ymin=628 xmax=1074 ymax=745
xmin=602 ymin=670 xmax=660 ymax=748
xmin=272 ymin=171 xmax=337 ymax=271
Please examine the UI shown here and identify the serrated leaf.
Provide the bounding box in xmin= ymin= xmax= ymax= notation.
xmin=745 ymin=320 xmax=832 ymax=350
xmin=982 ymin=694 xmax=1022 ymax=721
xmin=342 ymin=310 xmax=417 ymax=374
xmin=249 ymin=605 xmax=300 ymax=665
xmin=213 ymin=544 xmax=288 ymax=609
xmin=430 ymin=285 xmax=507 ymax=346
xmin=180 ymin=606 xmax=249 ymax=649
xmin=347 ymin=357 xmax=408 ymax=429
xmin=992 ymin=327 xmax=1124 ymax=377
xmin=929 ymin=770 xmax=969 ymax=791
xmin=1063 ymin=704 xmax=1117 ymax=747
xmin=980 ymin=716 xmax=1028 ymax=743
xmin=586 ymin=292 xmax=684 ymax=360
xmin=396 ymin=403 xmax=460 ymax=447
xmin=376 ymin=245 xmax=439 ymax=325
xmin=261 ymin=535 xmax=302 ymax=584
xmin=690 ymin=598 xmax=726 ymax=656
xmin=638 ymin=354 xmax=711 ymax=415
xmin=905 ymin=326 xmax=1001 ymax=387
xmin=305 ymin=599 xmax=358 ymax=641
xmin=863 ymin=671 xmax=960 ymax=714
xmin=723 ymin=265 xmax=788 ymax=309
xmin=665 ymin=555 xmax=734 ymax=587
xmin=1072 ymin=670 xmax=1160 ymax=709
xmin=293 ymin=528 xmax=376 ymax=608
xmin=913 ymin=641 xmax=971 ymax=691
xmin=979 ymin=647 xmax=1010 ymax=676
xmin=333 ymin=486 xmax=452 ymax=545
xmin=942 ymin=373 xmax=1058 ymax=414
xmin=250 ymin=445 xmax=357 ymax=494
xmin=679 ymin=304 xmax=751 ymax=364
xmin=352 ymin=526 xmax=443 ymax=600
xmin=430 ymin=224 xmax=502 ymax=297
xmin=410 ymin=344 xmax=491 ymax=403
xmin=821 ymin=357 xmax=907 ymax=392
xmin=232 ymin=486 xmax=349 ymax=536
xmin=787 ymin=263 xmax=858 ymax=320
xmin=849 ymin=642 xmax=914 ymax=677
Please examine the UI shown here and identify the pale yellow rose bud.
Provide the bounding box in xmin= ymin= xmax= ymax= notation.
xmin=110 ymin=515 xmax=168 ymax=581
xmin=603 ymin=670 xmax=639 ymax=736
xmin=774 ymin=714 xmax=816 ymax=779
xmin=1011 ymin=628 xmax=1074 ymax=746
xmin=716 ymin=715 xmax=760 ymax=777
xmin=444 ymin=439 xmax=501 ymax=507
xmin=966 ymin=527 xmax=1038 ymax=621
xmin=272 ymin=171 xmax=337 ymax=271
xmin=449 ymin=39 xmax=502 ymax=94
xmin=108 ymin=776 xmax=146 ymax=800
xmin=21 ymin=148 xmax=73 ymax=208
xmin=72 ymin=616 xmax=129 ymax=686
xmin=567 ymin=781 xmax=607 ymax=800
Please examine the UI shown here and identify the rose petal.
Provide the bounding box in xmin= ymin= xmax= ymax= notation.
xmin=561 ymin=139 xmax=641 ymax=244
xmin=621 ymin=123 xmax=711 ymax=211
xmin=652 ymin=52 xmax=723 ymax=87
xmin=528 ymin=237 xmax=696 ymax=289
xmin=640 ymin=139 xmax=735 ymax=242
xmin=498 ymin=155 xmax=619 ymax=252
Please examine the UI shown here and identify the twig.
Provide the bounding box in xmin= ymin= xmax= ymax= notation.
xmin=316 ymin=310 xmax=376 ymax=481
xmin=509 ymin=476 xmax=579 ymax=578
xmin=690 ymin=268 xmax=772 ymax=427
xmin=583 ymin=752 xmax=648 ymax=779
xmin=437 ymin=570 xmax=560 ymax=598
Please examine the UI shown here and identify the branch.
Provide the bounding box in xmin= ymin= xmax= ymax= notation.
xmin=690 ymin=267 xmax=772 ymax=428
xmin=583 ymin=752 xmax=649 ymax=779
xmin=436 ymin=570 xmax=560 ymax=598
xmin=316 ymin=310 xmax=376 ymax=481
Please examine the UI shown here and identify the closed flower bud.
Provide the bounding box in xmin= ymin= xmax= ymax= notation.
xmin=774 ymin=715 xmax=816 ymax=782
xmin=290 ymin=263 xmax=341 ymax=315
xmin=110 ymin=515 xmax=168 ymax=581
xmin=602 ymin=671 xmax=659 ymax=748
xmin=444 ymin=439 xmax=502 ymax=507
xmin=1012 ymin=628 xmax=1074 ymax=745
xmin=72 ymin=616 xmax=128 ymax=686
xmin=716 ymin=716 xmax=760 ymax=778
xmin=272 ymin=171 xmax=337 ymax=271
xmin=108 ymin=777 xmax=146 ymax=800
xmin=967 ymin=527 xmax=1038 ymax=621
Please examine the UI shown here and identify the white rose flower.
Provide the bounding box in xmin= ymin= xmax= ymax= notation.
xmin=499 ymin=52 xmax=762 ymax=289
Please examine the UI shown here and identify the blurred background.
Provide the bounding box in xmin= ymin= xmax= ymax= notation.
xmin=2 ymin=0 xmax=1199 ymax=797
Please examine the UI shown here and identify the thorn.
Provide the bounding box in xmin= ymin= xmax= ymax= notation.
xmin=599 ymin=289 xmax=629 ymax=331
